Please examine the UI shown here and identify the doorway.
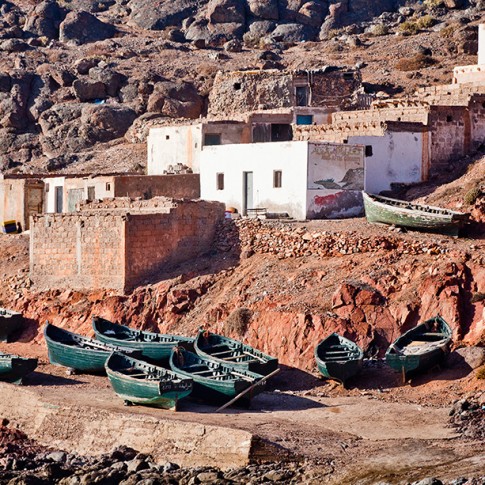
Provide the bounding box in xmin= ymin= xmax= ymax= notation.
xmin=55 ymin=186 xmax=63 ymax=213
xmin=243 ymin=172 xmax=253 ymax=215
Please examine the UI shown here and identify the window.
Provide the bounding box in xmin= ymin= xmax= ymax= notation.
xmin=87 ymin=186 xmax=95 ymax=201
xmin=106 ymin=183 xmax=111 ymax=191
xmin=365 ymin=145 xmax=373 ymax=157
xmin=233 ymin=82 xmax=241 ymax=90
xmin=296 ymin=115 xmax=313 ymax=125
xmin=216 ymin=173 xmax=224 ymax=190
xmin=295 ymin=86 xmax=308 ymax=107
xmin=204 ymin=134 xmax=221 ymax=146
xmin=273 ymin=170 xmax=282 ymax=188
xmin=271 ymin=124 xmax=292 ymax=142
xmin=343 ymin=72 xmax=354 ymax=80
xmin=165 ymin=135 xmax=170 ymax=140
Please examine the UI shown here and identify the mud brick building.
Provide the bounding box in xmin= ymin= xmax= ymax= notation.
xmin=30 ymin=197 xmax=224 ymax=292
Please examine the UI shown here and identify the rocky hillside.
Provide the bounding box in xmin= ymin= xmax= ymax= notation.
xmin=0 ymin=0 xmax=483 ymax=173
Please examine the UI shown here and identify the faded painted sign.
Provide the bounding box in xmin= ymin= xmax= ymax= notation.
xmin=307 ymin=143 xmax=364 ymax=190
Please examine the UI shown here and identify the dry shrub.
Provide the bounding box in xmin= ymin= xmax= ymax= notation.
xmin=399 ymin=20 xmax=420 ymax=35
xmin=395 ymin=54 xmax=437 ymax=71
xmin=464 ymin=185 xmax=481 ymax=205
xmin=440 ymin=24 xmax=456 ymax=38
xmin=370 ymin=24 xmax=389 ymax=37
xmin=417 ymin=15 xmax=436 ymax=29
xmin=198 ymin=62 xmax=219 ymax=79
xmin=423 ymin=0 xmax=444 ymax=7
xmin=477 ymin=366 xmax=485 ymax=380
xmin=242 ymin=31 xmax=261 ymax=48
xmin=471 ymin=292 xmax=485 ymax=303
xmin=225 ymin=307 xmax=253 ymax=336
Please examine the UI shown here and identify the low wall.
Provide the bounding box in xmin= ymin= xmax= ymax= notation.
xmin=0 ymin=384 xmax=255 ymax=469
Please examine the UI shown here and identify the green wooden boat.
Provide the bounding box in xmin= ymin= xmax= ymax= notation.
xmin=314 ymin=333 xmax=363 ymax=385
xmin=44 ymin=322 xmax=139 ymax=374
xmin=0 ymin=308 xmax=24 ymax=342
xmin=194 ymin=329 xmax=278 ymax=375
xmin=0 ymin=352 xmax=37 ymax=384
xmin=386 ymin=316 xmax=452 ymax=381
xmin=169 ymin=347 xmax=265 ymax=406
xmin=362 ymin=191 xmax=469 ymax=236
xmin=105 ymin=352 xmax=192 ymax=410
xmin=92 ymin=317 xmax=193 ymax=361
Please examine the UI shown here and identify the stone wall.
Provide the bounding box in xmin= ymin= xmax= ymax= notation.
xmin=30 ymin=198 xmax=225 ymax=292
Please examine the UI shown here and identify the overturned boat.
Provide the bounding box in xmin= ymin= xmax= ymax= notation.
xmin=314 ymin=333 xmax=363 ymax=385
xmin=385 ymin=316 xmax=452 ymax=382
xmin=92 ymin=317 xmax=193 ymax=361
xmin=105 ymin=352 xmax=192 ymax=410
xmin=362 ymin=191 xmax=469 ymax=236
xmin=194 ymin=329 xmax=278 ymax=375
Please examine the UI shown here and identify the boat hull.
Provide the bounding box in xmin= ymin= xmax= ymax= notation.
xmin=0 ymin=354 xmax=38 ymax=384
xmin=385 ymin=316 xmax=452 ymax=379
xmin=314 ymin=333 xmax=363 ymax=384
xmin=363 ymin=191 xmax=468 ymax=236
xmin=194 ymin=330 xmax=278 ymax=376
xmin=170 ymin=349 xmax=265 ymax=406
xmin=0 ymin=309 xmax=23 ymax=342
xmin=93 ymin=317 xmax=193 ymax=362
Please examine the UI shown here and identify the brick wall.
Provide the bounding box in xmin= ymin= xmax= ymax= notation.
xmin=114 ymin=175 xmax=200 ymax=200
xmin=30 ymin=213 xmax=126 ymax=291
xmin=124 ymin=200 xmax=225 ymax=289
xmin=30 ymin=198 xmax=225 ymax=292
xmin=469 ymin=95 xmax=485 ymax=151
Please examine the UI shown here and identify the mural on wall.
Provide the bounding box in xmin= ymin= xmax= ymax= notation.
xmin=307 ymin=144 xmax=364 ymax=219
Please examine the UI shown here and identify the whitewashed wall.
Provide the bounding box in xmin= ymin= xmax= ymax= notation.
xmin=148 ymin=125 xmax=203 ymax=175
xmin=348 ymin=131 xmax=424 ymax=194
xmin=200 ymin=142 xmax=309 ymax=219
xmin=44 ymin=177 xmax=65 ymax=213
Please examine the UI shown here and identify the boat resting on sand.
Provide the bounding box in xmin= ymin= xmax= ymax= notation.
xmin=194 ymin=329 xmax=278 ymax=375
xmin=0 ymin=352 xmax=37 ymax=384
xmin=314 ymin=333 xmax=363 ymax=385
xmin=105 ymin=352 xmax=192 ymax=410
xmin=362 ymin=191 xmax=469 ymax=236
xmin=92 ymin=317 xmax=193 ymax=361
xmin=0 ymin=308 xmax=24 ymax=342
xmin=169 ymin=347 xmax=265 ymax=406
xmin=385 ymin=316 xmax=452 ymax=382
xmin=44 ymin=322 xmax=139 ymax=373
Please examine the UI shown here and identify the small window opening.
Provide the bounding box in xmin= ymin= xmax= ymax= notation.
xmin=446 ymin=115 xmax=453 ymax=122
xmin=365 ymin=145 xmax=373 ymax=157
xmin=343 ymin=139 xmax=348 ymax=144
xmin=106 ymin=183 xmax=111 ymax=191
xmin=216 ymin=173 xmax=224 ymax=190
xmin=45 ymin=183 xmax=50 ymax=193
xmin=273 ymin=170 xmax=282 ymax=188
xmin=165 ymin=135 xmax=170 ymax=140
xmin=295 ymin=86 xmax=308 ymax=107
xmin=204 ymin=134 xmax=221 ymax=146
xmin=233 ymin=82 xmax=241 ymax=90
xmin=343 ymin=72 xmax=354 ymax=80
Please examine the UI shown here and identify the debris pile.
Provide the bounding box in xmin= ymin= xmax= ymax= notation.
xmin=449 ymin=392 xmax=485 ymax=440
xmin=216 ymin=219 xmax=449 ymax=260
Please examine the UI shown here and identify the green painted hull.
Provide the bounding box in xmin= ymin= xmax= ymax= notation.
xmin=363 ymin=191 xmax=469 ymax=236
xmin=314 ymin=333 xmax=363 ymax=384
xmin=385 ymin=316 xmax=452 ymax=379
xmin=194 ymin=330 xmax=278 ymax=375
xmin=0 ymin=352 xmax=37 ymax=384
xmin=44 ymin=322 xmax=139 ymax=373
xmin=0 ymin=308 xmax=23 ymax=342
xmin=170 ymin=348 xmax=265 ymax=405
xmin=93 ymin=317 xmax=193 ymax=361
xmin=105 ymin=352 xmax=192 ymax=410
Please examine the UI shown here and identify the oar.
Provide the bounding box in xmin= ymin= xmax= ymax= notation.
xmin=215 ymin=368 xmax=280 ymax=413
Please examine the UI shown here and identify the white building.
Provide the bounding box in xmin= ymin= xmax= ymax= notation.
xmin=200 ymin=141 xmax=365 ymax=220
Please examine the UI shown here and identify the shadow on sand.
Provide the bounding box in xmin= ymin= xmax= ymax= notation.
xmin=25 ymin=371 xmax=85 ymax=387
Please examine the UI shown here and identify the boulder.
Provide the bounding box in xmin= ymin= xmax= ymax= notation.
xmin=248 ymin=20 xmax=276 ymax=36
xmin=88 ymin=67 xmax=125 ymax=97
xmin=207 ymin=0 xmax=246 ymax=24
xmin=59 ymin=11 xmax=117 ymax=45
xmin=297 ymin=1 xmax=327 ymax=28
xmin=447 ymin=346 xmax=485 ymax=369
xmin=147 ymin=81 xmax=203 ymax=119
xmin=74 ymin=57 xmax=100 ymax=75
xmin=49 ymin=67 xmax=76 ymax=87
xmin=0 ymin=72 xmax=34 ymax=130
xmin=128 ymin=0 xmax=200 ymax=31
xmin=0 ymin=39 xmax=30 ymax=52
xmin=319 ymin=2 xmax=348 ymax=39
xmin=247 ymin=0 xmax=279 ymax=20
xmin=278 ymin=0 xmax=305 ymax=21
xmin=269 ymin=22 xmax=315 ymax=42
xmin=0 ymin=73 xmax=12 ymax=92
xmin=185 ymin=19 xmax=211 ymax=42
xmin=224 ymin=38 xmax=243 ymax=52
xmin=72 ymin=79 xmax=107 ymax=101
xmin=208 ymin=22 xmax=246 ymax=42
xmin=80 ymin=104 xmax=137 ymax=142
xmin=23 ymin=0 xmax=66 ymax=39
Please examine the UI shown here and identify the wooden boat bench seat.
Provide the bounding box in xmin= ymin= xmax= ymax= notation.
xmin=421 ymin=332 xmax=448 ymax=337
xmin=210 ymin=350 xmax=235 ymax=357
